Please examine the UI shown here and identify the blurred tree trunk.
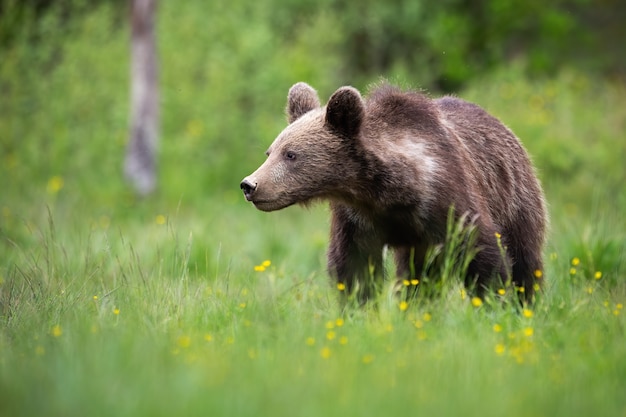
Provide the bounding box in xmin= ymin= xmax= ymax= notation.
xmin=125 ymin=0 xmax=158 ymax=196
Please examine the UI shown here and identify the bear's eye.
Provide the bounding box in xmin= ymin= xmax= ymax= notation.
xmin=284 ymin=151 xmax=297 ymax=160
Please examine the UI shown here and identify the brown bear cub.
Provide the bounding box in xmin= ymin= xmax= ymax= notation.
xmin=241 ymin=82 xmax=547 ymax=303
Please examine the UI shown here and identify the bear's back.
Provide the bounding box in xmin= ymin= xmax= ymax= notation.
xmin=365 ymin=84 xmax=445 ymax=137
xmin=435 ymin=95 xmax=542 ymax=228
xmin=365 ymin=88 xmax=538 ymax=228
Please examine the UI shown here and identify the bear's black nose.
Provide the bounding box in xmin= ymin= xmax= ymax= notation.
xmin=240 ymin=178 xmax=257 ymax=201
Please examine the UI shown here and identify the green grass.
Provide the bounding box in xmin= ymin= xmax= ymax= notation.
xmin=1 ymin=2 xmax=626 ymax=416
xmin=1 ymin=207 xmax=625 ymax=417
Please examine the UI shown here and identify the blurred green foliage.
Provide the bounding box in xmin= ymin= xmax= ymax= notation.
xmin=3 ymin=0 xmax=625 ymax=88
xmin=0 ymin=0 xmax=624 ymax=263
xmin=2 ymin=0 xmax=625 ymax=196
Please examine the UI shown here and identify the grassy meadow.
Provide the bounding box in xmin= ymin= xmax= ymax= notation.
xmin=1 ymin=2 xmax=626 ymax=416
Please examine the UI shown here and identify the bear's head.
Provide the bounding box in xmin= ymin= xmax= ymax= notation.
xmin=241 ymin=82 xmax=365 ymax=211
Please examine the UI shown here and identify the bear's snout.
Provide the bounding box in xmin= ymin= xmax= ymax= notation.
xmin=240 ymin=178 xmax=257 ymax=201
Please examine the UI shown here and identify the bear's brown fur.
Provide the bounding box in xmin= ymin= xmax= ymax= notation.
xmin=241 ymin=82 xmax=547 ymax=302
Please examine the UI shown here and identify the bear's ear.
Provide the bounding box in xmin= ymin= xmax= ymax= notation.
xmin=287 ymin=82 xmax=321 ymax=124
xmin=325 ymin=86 xmax=364 ymax=138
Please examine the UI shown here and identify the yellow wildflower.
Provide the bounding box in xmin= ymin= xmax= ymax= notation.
xmin=254 ymin=265 xmax=265 ymax=272
xmin=362 ymin=354 xmax=375 ymax=364
xmin=320 ymin=347 xmax=331 ymax=359
xmin=305 ymin=337 xmax=315 ymax=346
xmin=326 ymin=331 xmax=336 ymax=340
xmin=423 ymin=312 xmax=432 ymax=322
xmin=494 ymin=232 xmax=502 ymax=239
xmin=403 ymin=279 xmax=410 ymax=286
xmin=46 ymin=176 xmax=64 ymax=194
xmin=337 ymin=282 xmax=346 ymax=291
xmin=523 ymin=327 xmax=534 ymax=337
xmin=155 ymin=214 xmax=166 ymax=225
xmin=522 ymin=308 xmax=533 ymax=318
xmin=261 ymin=260 xmax=271 ymax=268
xmin=339 ymin=336 xmax=348 ymax=345
xmin=185 ymin=119 xmax=204 ymax=137
xmin=569 ymin=268 xmax=577 ymax=275
xmin=51 ymin=325 xmax=62 ymax=338
xmin=113 ymin=307 xmax=120 ymax=315
xmin=177 ymin=336 xmax=191 ymax=348
xmin=493 ymin=323 xmax=503 ymax=333
xmin=534 ymin=269 xmax=543 ymax=279
xmin=571 ymin=257 xmax=580 ymax=266
xmin=335 ymin=318 xmax=344 ymax=327
xmin=594 ymin=271 xmax=602 ymax=280
xmin=494 ymin=343 xmax=506 ymax=356
xmin=471 ymin=297 xmax=483 ymax=307
xmin=399 ymin=301 xmax=409 ymax=311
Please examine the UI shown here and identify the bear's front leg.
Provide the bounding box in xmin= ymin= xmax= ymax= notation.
xmin=327 ymin=205 xmax=384 ymax=304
